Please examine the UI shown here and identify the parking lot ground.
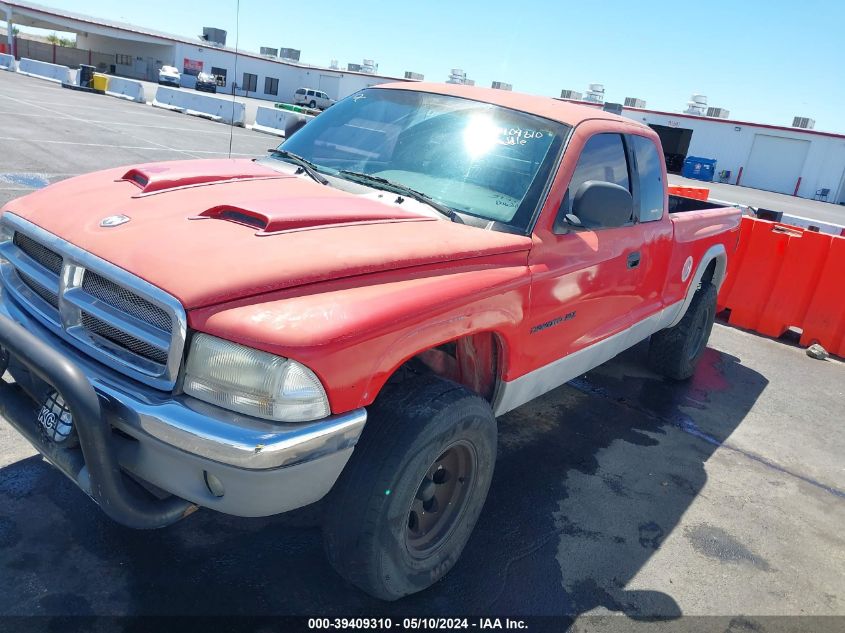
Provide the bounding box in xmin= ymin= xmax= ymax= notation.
xmin=0 ymin=72 xmax=272 ymax=208
xmin=0 ymin=71 xmax=844 ymax=626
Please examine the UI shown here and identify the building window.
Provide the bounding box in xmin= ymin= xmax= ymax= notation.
xmin=116 ymin=54 xmax=132 ymax=66
xmin=211 ymin=66 xmax=227 ymax=86
xmin=242 ymin=72 xmax=257 ymax=92
xmin=264 ymin=77 xmax=279 ymax=96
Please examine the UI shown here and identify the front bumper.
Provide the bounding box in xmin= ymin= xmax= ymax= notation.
xmin=0 ymin=294 xmax=366 ymax=526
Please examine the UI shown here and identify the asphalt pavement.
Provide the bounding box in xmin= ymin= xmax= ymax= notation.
xmin=0 ymin=70 xmax=843 ymax=628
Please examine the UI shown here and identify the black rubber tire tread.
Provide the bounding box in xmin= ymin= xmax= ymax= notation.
xmin=322 ymin=374 xmax=497 ymax=601
xmin=648 ymin=283 xmax=717 ymax=380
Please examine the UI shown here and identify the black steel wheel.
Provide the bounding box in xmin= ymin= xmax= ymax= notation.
xmin=323 ymin=375 xmax=497 ymax=600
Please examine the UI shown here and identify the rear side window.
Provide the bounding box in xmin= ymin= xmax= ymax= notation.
xmin=631 ymin=135 xmax=664 ymax=222
xmin=295 ymin=88 xmax=305 ymax=95
xmin=562 ymin=133 xmax=630 ymax=215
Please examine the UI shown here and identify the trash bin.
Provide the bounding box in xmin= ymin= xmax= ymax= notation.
xmin=92 ymin=73 xmax=109 ymax=92
xmin=78 ymin=64 xmax=96 ymax=89
xmin=681 ymin=156 xmax=717 ymax=182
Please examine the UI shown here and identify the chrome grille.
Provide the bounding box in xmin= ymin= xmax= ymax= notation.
xmin=17 ymin=270 xmax=59 ymax=309
xmin=0 ymin=215 xmax=186 ymax=390
xmin=13 ymin=232 xmax=62 ymax=274
xmin=82 ymin=312 xmax=169 ymax=365
xmin=82 ymin=271 xmax=172 ymax=333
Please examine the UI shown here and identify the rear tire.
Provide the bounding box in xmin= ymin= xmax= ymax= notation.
xmin=309 ymin=100 xmax=317 ymax=109
xmin=648 ymin=283 xmax=717 ymax=380
xmin=322 ymin=375 xmax=497 ymax=601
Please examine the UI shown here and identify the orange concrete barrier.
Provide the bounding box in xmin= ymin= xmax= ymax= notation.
xmin=669 ymin=185 xmax=710 ymax=200
xmin=717 ymin=216 xmax=845 ymax=357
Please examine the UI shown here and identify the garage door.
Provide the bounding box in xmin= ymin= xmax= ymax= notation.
xmin=742 ymin=134 xmax=810 ymax=194
xmin=318 ymin=75 xmax=341 ymax=100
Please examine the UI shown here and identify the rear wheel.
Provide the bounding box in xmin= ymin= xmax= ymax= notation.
xmin=648 ymin=283 xmax=717 ymax=380
xmin=308 ymin=100 xmax=317 ymax=109
xmin=322 ymin=375 xmax=497 ymax=600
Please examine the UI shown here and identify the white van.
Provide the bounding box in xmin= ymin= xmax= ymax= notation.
xmin=294 ymin=88 xmax=335 ymax=110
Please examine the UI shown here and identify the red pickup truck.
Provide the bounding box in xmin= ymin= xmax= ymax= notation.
xmin=0 ymin=83 xmax=740 ymax=600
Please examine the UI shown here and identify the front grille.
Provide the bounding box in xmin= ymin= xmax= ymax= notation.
xmin=17 ymin=270 xmax=59 ymax=309
xmin=0 ymin=217 xmax=186 ymax=390
xmin=13 ymin=232 xmax=62 ymax=274
xmin=82 ymin=271 xmax=172 ymax=333
xmin=82 ymin=312 xmax=169 ymax=365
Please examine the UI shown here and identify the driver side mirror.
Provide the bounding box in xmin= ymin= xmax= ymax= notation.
xmin=571 ymin=180 xmax=633 ymax=229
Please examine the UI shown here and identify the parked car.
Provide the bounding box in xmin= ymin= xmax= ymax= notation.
xmin=157 ymin=65 xmax=181 ymax=87
xmin=0 ymin=83 xmax=740 ymax=602
xmin=194 ymin=72 xmax=217 ymax=93
xmin=293 ymin=87 xmax=334 ymax=110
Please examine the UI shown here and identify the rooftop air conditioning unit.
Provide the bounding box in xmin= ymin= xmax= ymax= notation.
xmin=792 ymin=117 xmax=815 ymax=129
xmin=685 ymin=94 xmax=707 ymax=115
xmin=560 ymin=89 xmax=582 ymax=100
xmin=706 ymin=107 xmax=730 ymax=119
xmin=260 ymin=47 xmax=278 ymax=57
xmin=584 ymin=83 xmax=605 ymax=103
xmin=201 ymin=27 xmax=227 ymax=46
xmin=624 ymin=97 xmax=646 ymax=108
xmin=347 ymin=63 xmax=362 ymax=72
xmin=404 ymin=71 xmax=424 ymax=81
xmin=279 ymin=48 xmax=301 ymax=62
xmin=491 ymin=81 xmax=512 ymax=91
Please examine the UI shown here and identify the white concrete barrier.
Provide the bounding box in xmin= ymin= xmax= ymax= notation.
xmin=105 ymin=76 xmax=145 ymax=103
xmin=0 ymin=53 xmax=15 ymax=71
xmin=16 ymin=58 xmax=71 ymax=83
xmin=251 ymin=106 xmax=315 ymax=137
xmin=152 ymin=86 xmax=245 ymax=126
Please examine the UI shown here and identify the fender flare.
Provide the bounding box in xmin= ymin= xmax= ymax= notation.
xmin=667 ymin=244 xmax=727 ymax=328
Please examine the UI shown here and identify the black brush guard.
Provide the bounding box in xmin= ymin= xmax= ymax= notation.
xmin=0 ymin=314 xmax=195 ymax=528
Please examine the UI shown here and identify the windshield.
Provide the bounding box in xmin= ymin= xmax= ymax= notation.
xmin=276 ymin=88 xmax=569 ymax=232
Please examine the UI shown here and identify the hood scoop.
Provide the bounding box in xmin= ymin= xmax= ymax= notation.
xmin=117 ymin=160 xmax=290 ymax=196
xmin=192 ymin=199 xmax=433 ymax=236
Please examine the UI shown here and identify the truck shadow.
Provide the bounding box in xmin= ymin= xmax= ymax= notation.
xmin=0 ymin=338 xmax=767 ymax=621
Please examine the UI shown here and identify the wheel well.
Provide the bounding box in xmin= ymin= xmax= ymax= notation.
xmin=701 ymin=259 xmax=717 ymax=287
xmin=386 ymin=332 xmax=501 ymax=403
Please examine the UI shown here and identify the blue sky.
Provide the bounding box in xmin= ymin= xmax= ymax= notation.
xmin=16 ymin=0 xmax=845 ymax=131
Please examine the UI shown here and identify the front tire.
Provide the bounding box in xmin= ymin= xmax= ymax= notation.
xmin=648 ymin=282 xmax=717 ymax=380
xmin=323 ymin=375 xmax=497 ymax=600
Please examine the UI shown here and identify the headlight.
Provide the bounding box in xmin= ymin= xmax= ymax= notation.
xmin=183 ymin=333 xmax=330 ymax=422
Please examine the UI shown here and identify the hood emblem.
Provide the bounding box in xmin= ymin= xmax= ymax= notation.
xmin=100 ymin=214 xmax=131 ymax=228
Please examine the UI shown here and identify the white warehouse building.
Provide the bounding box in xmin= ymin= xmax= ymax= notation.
xmin=1 ymin=0 xmax=413 ymax=102
xmin=559 ymin=91 xmax=845 ymax=204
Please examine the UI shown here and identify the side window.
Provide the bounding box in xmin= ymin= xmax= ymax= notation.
xmin=631 ymin=136 xmax=664 ymax=222
xmin=561 ymin=133 xmax=630 ymax=218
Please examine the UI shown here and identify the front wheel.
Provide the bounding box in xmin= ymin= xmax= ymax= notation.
xmin=648 ymin=282 xmax=717 ymax=380
xmin=322 ymin=375 xmax=497 ymax=600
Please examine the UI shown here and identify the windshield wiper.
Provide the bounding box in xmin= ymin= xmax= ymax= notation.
xmin=268 ymin=149 xmax=329 ymax=185
xmin=337 ymin=170 xmax=462 ymax=223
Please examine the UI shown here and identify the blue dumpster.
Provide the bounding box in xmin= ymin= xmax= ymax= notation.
xmin=682 ymin=156 xmax=717 ymax=182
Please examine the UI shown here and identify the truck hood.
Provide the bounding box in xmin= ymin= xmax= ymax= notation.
xmin=5 ymin=160 xmax=532 ymax=309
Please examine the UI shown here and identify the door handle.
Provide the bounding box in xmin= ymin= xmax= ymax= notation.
xmin=627 ymin=251 xmax=641 ymax=269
